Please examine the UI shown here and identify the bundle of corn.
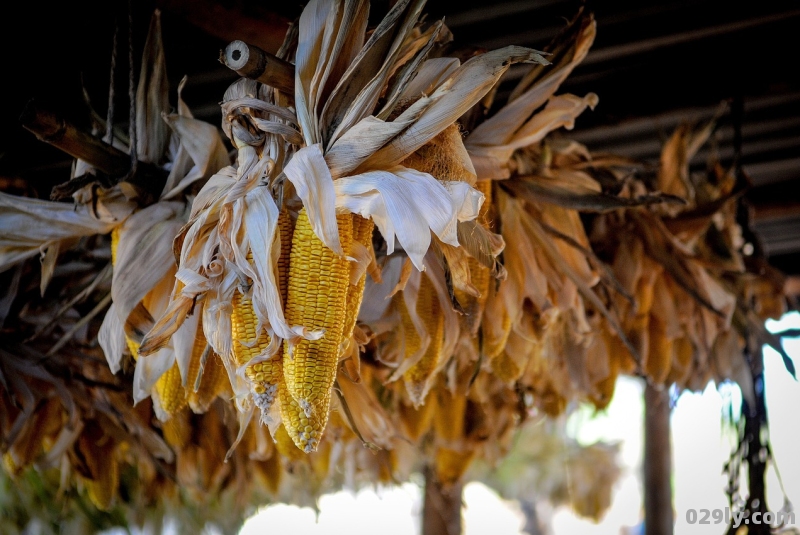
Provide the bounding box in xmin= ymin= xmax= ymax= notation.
xmin=357 ymin=10 xmax=640 ymax=482
xmin=137 ymin=0 xmax=548 ymax=457
xmin=0 ymin=10 xmax=284 ymax=532
xmin=587 ymin=117 xmax=794 ymax=400
xmin=2 ymin=1 xmax=794 ymax=532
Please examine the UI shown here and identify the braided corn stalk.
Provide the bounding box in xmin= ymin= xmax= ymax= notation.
xmin=281 ymin=209 xmax=354 ymax=452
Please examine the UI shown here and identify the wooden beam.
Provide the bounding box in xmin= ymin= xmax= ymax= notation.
xmin=220 ymin=40 xmax=295 ymax=94
xmin=19 ymin=100 xmax=130 ymax=178
xmin=157 ymin=0 xmax=292 ymax=54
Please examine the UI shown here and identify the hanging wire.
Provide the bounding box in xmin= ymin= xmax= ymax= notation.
xmin=105 ymin=17 xmax=119 ymax=145
xmin=127 ymin=0 xmax=138 ymax=175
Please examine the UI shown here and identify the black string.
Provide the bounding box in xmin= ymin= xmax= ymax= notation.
xmin=127 ymin=0 xmax=138 ymax=174
xmin=105 ymin=18 xmax=119 ymax=145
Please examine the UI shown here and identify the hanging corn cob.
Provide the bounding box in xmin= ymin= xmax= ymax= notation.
xmin=402 ymin=272 xmax=445 ymax=406
xmin=281 ymin=210 xmax=353 ymax=452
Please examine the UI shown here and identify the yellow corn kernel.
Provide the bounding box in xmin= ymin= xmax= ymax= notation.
xmin=231 ymin=247 xmax=286 ymax=421
xmin=282 ymin=209 xmax=353 ymax=452
xmin=153 ymin=361 xmax=188 ymax=421
xmin=402 ymin=272 xmax=444 ymax=406
xmin=110 ymin=226 xmax=121 ymax=265
xmin=232 ymin=287 xmax=282 ymax=421
xmin=275 ymin=383 xmax=308 ymax=463
xmin=77 ymin=422 xmax=119 ymax=511
xmin=187 ymin=334 xmax=227 ymax=414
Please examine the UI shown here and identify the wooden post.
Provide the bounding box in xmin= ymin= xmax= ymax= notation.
xmin=644 ymin=383 xmax=673 ymax=535
xmin=422 ymin=465 xmax=463 ymax=535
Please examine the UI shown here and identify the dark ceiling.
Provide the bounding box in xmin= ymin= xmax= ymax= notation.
xmin=2 ymin=0 xmax=798 ymax=279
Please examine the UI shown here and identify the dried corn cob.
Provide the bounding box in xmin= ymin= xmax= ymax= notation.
xmin=341 ymin=214 xmax=374 ymax=354
xmin=276 ymin=382 xmax=310 ymax=462
xmin=161 ymin=408 xmax=192 ymax=449
xmin=232 ymin=250 xmax=284 ymax=422
xmin=666 ymin=336 xmax=694 ymax=386
xmin=398 ymin=396 xmax=437 ymax=443
xmin=589 ymin=328 xmax=621 ymax=410
xmin=77 ymin=422 xmax=119 ymax=511
xmin=455 ymin=179 xmax=493 ymax=335
xmin=483 ymin=287 xmax=512 ymax=360
xmin=152 ymin=361 xmax=188 ymax=421
xmin=403 ymin=273 xmax=444 ymax=406
xmin=2 ymin=398 xmax=61 ymax=473
xmin=433 ymin=387 xmax=467 ymax=446
xmin=491 ymin=350 xmax=523 ymax=383
xmin=111 ymin=227 xmax=145 ymax=360
xmin=282 ymin=209 xmax=353 ymax=452
xmin=186 ymin=334 xmax=228 ymax=414
xmin=277 ymin=209 xmax=295 ymax=307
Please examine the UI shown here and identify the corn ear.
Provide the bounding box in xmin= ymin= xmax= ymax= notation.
xmin=277 ymin=208 xmax=295 ymax=307
xmin=152 ymin=361 xmax=188 ymax=421
xmin=491 ymin=350 xmax=523 ymax=383
xmin=77 ymin=422 xmax=119 ymax=511
xmin=398 ymin=396 xmax=436 ymax=443
xmin=403 ymin=273 xmax=444 ymax=406
xmin=341 ymin=214 xmax=374 ymax=353
xmin=433 ymin=387 xmax=467 ymax=445
xmin=590 ymin=331 xmax=620 ymax=410
xmin=282 ymin=209 xmax=353 ymax=452
xmin=161 ymin=408 xmax=192 ymax=449
xmin=231 ymin=251 xmax=282 ymax=421
xmin=187 ymin=334 xmax=228 ymax=414
xmin=456 ymin=179 xmax=493 ymax=335
xmin=111 ymin=227 xmax=143 ymax=360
